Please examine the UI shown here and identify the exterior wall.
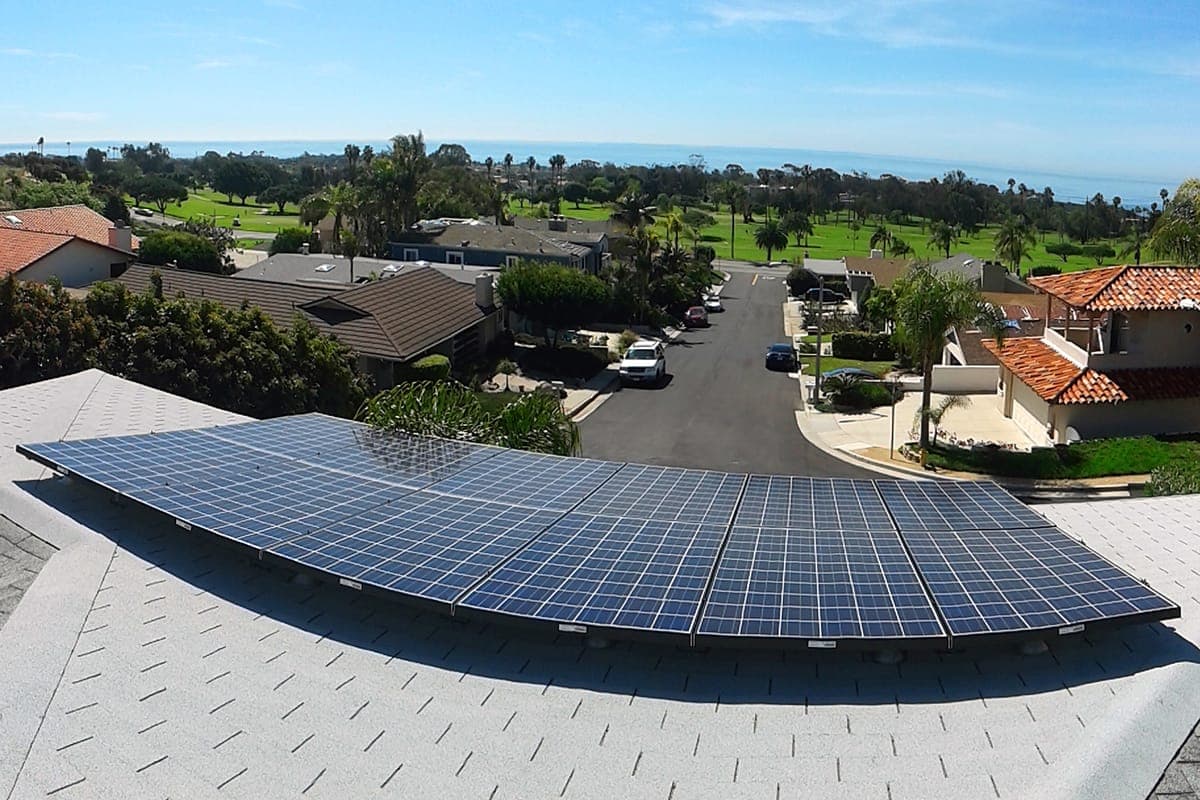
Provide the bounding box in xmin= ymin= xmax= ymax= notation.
xmin=1008 ymin=376 xmax=1053 ymax=445
xmin=931 ymin=365 xmax=998 ymax=393
xmin=1088 ymin=309 xmax=1200 ymax=369
xmin=1057 ymin=398 xmax=1200 ymax=440
xmin=387 ymin=242 xmax=574 ymax=270
xmin=19 ymin=240 xmax=130 ymax=287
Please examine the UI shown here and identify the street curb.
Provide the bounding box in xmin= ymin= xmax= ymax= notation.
xmin=792 ymin=408 xmax=930 ymax=481
xmin=567 ymin=370 xmax=620 ymax=420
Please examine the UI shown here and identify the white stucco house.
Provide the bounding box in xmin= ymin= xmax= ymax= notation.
xmin=983 ymin=265 xmax=1200 ymax=443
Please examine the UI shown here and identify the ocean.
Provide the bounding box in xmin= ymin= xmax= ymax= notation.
xmin=4 ymin=137 xmax=1176 ymax=209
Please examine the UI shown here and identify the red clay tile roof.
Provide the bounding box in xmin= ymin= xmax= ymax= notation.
xmin=0 ymin=227 xmax=73 ymax=276
xmin=0 ymin=204 xmax=136 ymax=251
xmin=983 ymin=336 xmax=1200 ymax=405
xmin=1029 ymin=265 xmax=1200 ymax=311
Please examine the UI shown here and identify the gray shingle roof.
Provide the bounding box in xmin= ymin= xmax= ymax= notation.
xmin=399 ymin=222 xmax=596 ymax=259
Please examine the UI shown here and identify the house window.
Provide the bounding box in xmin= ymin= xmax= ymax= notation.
xmin=505 ymin=256 xmax=519 ymax=268
xmin=447 ymin=251 xmax=465 ymax=265
xmin=403 ymin=248 xmax=419 ymax=261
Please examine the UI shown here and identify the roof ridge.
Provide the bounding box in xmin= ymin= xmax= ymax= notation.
xmin=1051 ymin=366 xmax=1092 ymax=404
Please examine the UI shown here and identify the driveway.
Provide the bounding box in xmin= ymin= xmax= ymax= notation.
xmin=580 ymin=271 xmax=875 ymax=478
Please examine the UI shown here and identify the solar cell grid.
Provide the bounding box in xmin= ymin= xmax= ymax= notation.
xmin=269 ymin=492 xmax=562 ymax=602
xmin=423 ymin=448 xmax=624 ymax=511
xmin=903 ymin=525 xmax=1177 ymax=636
xmin=573 ymin=464 xmax=745 ymax=525
xmin=697 ymin=527 xmax=943 ymax=639
xmin=876 ymin=480 xmax=1051 ymax=532
xmin=733 ymin=476 xmax=893 ymax=531
xmin=200 ymin=413 xmax=495 ymax=488
xmin=460 ymin=512 xmax=728 ymax=633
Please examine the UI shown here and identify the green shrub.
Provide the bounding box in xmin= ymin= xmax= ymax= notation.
xmin=1146 ymin=460 xmax=1200 ymax=497
xmin=270 ymin=226 xmax=316 ymax=255
xmin=831 ymin=331 xmax=896 ymax=360
xmin=617 ymin=329 xmax=639 ymax=354
xmin=515 ymin=344 xmax=608 ymax=378
xmin=1029 ymin=265 xmax=1062 ymax=277
xmin=1044 ymin=242 xmax=1081 ymax=262
xmin=139 ymin=230 xmax=226 ymax=274
xmin=398 ymin=354 xmax=451 ymax=382
xmin=786 ymin=265 xmax=818 ymax=297
xmin=823 ymin=375 xmax=895 ymax=409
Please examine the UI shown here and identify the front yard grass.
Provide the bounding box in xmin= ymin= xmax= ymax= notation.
xmin=799 ymin=356 xmax=895 ymax=376
xmin=924 ymin=436 xmax=1200 ymax=479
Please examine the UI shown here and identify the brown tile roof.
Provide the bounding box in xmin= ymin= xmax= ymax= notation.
xmin=112 ymin=264 xmax=491 ymax=361
xmin=983 ymin=336 xmax=1200 ymax=404
xmin=0 ymin=227 xmax=73 ymax=276
xmin=843 ymin=256 xmax=912 ymax=287
xmin=0 ymin=204 xmax=136 ymax=250
xmin=1029 ymin=265 xmax=1200 ymax=311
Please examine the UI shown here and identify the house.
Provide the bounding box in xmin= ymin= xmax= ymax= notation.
xmin=0 ymin=203 xmax=139 ymax=251
xmin=944 ymin=292 xmax=1046 ymax=367
xmin=842 ymin=255 xmax=912 ymax=290
xmin=930 ymin=253 xmax=1032 ymax=293
xmin=390 ymin=220 xmax=610 ymax=274
xmin=113 ymin=263 xmax=501 ymax=386
xmin=983 ymin=265 xmax=1200 ymax=443
xmin=237 ymin=252 xmax=497 ymax=287
xmin=0 ymin=226 xmax=133 ymax=287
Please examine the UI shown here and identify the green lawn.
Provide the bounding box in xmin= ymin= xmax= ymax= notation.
xmin=798 ymin=356 xmax=896 ymax=376
xmin=924 ymin=436 xmax=1200 ymax=479
xmin=508 ymin=199 xmax=611 ymax=222
xmin=148 ymin=188 xmax=303 ymax=234
xmin=511 ymin=201 xmax=1125 ymax=274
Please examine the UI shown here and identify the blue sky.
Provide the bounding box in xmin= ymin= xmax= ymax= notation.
xmin=3 ymin=0 xmax=1198 ymax=180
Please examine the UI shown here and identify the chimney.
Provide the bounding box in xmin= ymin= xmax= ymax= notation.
xmin=109 ymin=220 xmax=133 ymax=253
xmin=869 ymin=248 xmax=882 ymax=259
xmin=475 ymin=273 xmax=495 ymax=308
xmin=548 ymin=216 xmax=568 ymax=232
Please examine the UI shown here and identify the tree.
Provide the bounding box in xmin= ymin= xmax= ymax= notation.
xmin=609 ymin=183 xmax=655 ymax=230
xmin=847 ymin=219 xmax=861 ymax=248
xmin=503 ymin=153 xmax=513 ymax=183
xmin=357 ymin=380 xmax=580 ymax=456
xmin=83 ymin=147 xmax=106 ymax=174
xmin=927 ymin=221 xmax=958 ymax=258
xmin=869 ymin=225 xmax=893 ymax=257
xmin=300 ymin=193 xmax=330 ymax=230
xmin=497 ymin=358 xmax=517 ymax=391
xmin=862 ymin=286 xmax=897 ymax=330
xmin=1150 ymin=178 xmax=1200 ymax=263
xmin=782 ymin=210 xmax=813 ymax=247
xmin=892 ymin=263 xmax=998 ymax=449
xmin=720 ymin=181 xmax=746 ymax=259
xmin=890 ymin=237 xmax=913 ymax=258
xmin=258 ymin=182 xmax=303 ymax=214
xmin=496 ymin=261 xmax=611 ymax=346
xmin=322 ymin=182 xmax=357 ymax=253
xmin=1079 ymin=243 xmax=1116 ymax=266
xmin=994 ymin=216 xmax=1035 ymax=273
xmin=213 ymin=158 xmax=269 ymax=205
xmin=0 ymin=275 xmax=99 ymax=388
xmin=340 ymin=229 xmax=360 ymax=282
xmin=140 ymin=175 xmax=189 ymax=214
xmin=663 ymin=210 xmax=685 ymax=250
xmin=588 ymin=176 xmax=614 ymax=203
xmin=754 ymin=218 xmax=788 ymax=262
xmin=562 ymin=182 xmax=587 ymax=209
xmin=13 ymin=181 xmax=100 ymax=211
xmin=1119 ymin=219 xmax=1148 ymax=266
xmin=344 ymin=143 xmax=361 ymax=182
xmin=786 ymin=265 xmax=819 ymax=297
xmin=525 ymin=156 xmax=537 ymax=186
xmin=922 ymin=395 xmax=971 ymax=446
xmin=270 ymin=226 xmax=313 ymax=255
xmin=431 ymin=143 xmax=471 ymax=168
xmin=138 ymin=230 xmax=226 ymax=274
xmin=1045 ymin=242 xmax=1081 ymax=262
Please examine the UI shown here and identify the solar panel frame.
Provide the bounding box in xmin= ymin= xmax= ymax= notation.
xmin=901 ymin=524 xmax=1180 ymax=640
xmin=695 ymin=526 xmax=945 ymax=644
xmin=573 ymin=464 xmax=747 ymax=525
xmin=876 ymin=480 xmax=1052 ymax=532
xmin=459 ymin=512 xmax=731 ymax=636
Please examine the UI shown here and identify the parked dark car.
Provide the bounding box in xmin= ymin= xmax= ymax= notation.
xmin=765 ymin=342 xmax=797 ymax=371
xmin=822 ymin=366 xmax=879 ymax=381
xmin=805 ymin=287 xmax=845 ymax=304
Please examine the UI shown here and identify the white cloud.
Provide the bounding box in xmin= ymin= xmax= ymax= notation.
xmin=1 ymin=47 xmax=78 ymax=59
xmin=194 ymin=59 xmax=234 ymax=69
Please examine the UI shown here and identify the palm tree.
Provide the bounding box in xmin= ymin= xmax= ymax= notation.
xmin=994 ymin=215 xmax=1035 ymax=274
xmin=484 ymin=156 xmax=494 ymax=180
xmin=503 ymin=153 xmax=513 ymax=184
xmin=754 ymin=218 xmax=788 ymax=262
xmin=340 ymin=229 xmax=359 ymax=282
xmin=662 ymin=210 xmax=685 ymax=250
xmin=1149 ymin=179 xmax=1200 ymax=263
xmin=549 ymin=154 xmax=566 ymax=185
xmin=1161 ymin=188 xmax=1170 ymax=209
xmin=1119 ymin=216 xmax=1148 ymax=265
xmin=720 ymin=181 xmax=746 ymax=259
xmin=323 ymin=182 xmax=357 ymax=252
xmin=609 ymin=184 xmax=655 ymax=231
xmin=927 ymin=221 xmax=958 ymax=258
xmin=869 ymin=225 xmax=893 ymax=257
xmin=525 ymin=156 xmax=537 ymax=187
xmin=893 ymin=264 xmax=1000 ymax=449
xmin=344 ymin=143 xmax=361 ymax=183
xmin=848 ymin=219 xmax=861 ymax=249
xmin=890 ymin=237 xmax=913 ymax=258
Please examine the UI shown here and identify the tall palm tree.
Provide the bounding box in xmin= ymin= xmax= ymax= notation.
xmin=720 ymin=181 xmax=746 ymax=259
xmin=662 ymin=210 xmax=685 ymax=250
xmin=525 ymin=156 xmax=537 ymax=187
xmin=927 ymin=221 xmax=958 ymax=258
xmin=754 ymin=218 xmax=788 ymax=262
xmin=344 ymin=143 xmax=361 ymax=183
xmin=484 ymin=156 xmax=494 ymax=180
xmin=323 ymin=182 xmax=357 ymax=252
xmin=503 ymin=153 xmax=513 ymax=184
xmin=609 ymin=186 xmax=655 ymax=231
xmin=893 ymin=264 xmax=999 ymax=449
xmin=869 ymin=225 xmax=893 ymax=257
xmin=1161 ymin=188 xmax=1170 ymax=209
xmin=994 ymin=216 xmax=1035 ymax=273
xmin=549 ymin=154 xmax=566 ymax=185
xmin=891 ymin=237 xmax=913 ymax=258
xmin=1119 ymin=217 xmax=1148 ymax=265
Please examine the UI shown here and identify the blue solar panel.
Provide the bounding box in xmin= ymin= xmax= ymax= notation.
xmin=902 ymin=525 xmax=1178 ymax=637
xmin=423 ymin=448 xmax=624 ymax=511
xmin=734 ymin=476 xmax=893 ymax=531
xmin=876 ymin=480 xmax=1050 ymax=532
xmin=460 ymin=512 xmax=728 ymax=633
xmin=202 ymin=414 xmax=497 ymax=489
xmin=573 ymin=464 xmax=746 ymax=525
xmin=697 ymin=527 xmax=944 ymax=640
xmin=270 ymin=492 xmax=561 ymax=602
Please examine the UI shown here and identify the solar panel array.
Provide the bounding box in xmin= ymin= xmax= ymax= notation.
xmin=18 ymin=413 xmax=1180 ymax=648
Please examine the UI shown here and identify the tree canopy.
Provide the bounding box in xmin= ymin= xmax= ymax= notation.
xmin=496 ymin=261 xmax=611 ymax=345
xmin=138 ymin=230 xmax=229 ymax=275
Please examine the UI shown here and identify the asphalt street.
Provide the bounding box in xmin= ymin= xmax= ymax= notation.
xmin=580 ymin=270 xmax=875 ymax=478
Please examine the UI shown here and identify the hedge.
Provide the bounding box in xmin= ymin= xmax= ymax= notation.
xmin=398 ymin=354 xmax=451 ymax=382
xmin=831 ymin=331 xmax=896 ymax=360
xmin=1029 ymin=265 xmax=1062 ymax=277
xmin=515 ymin=344 xmax=609 ymax=378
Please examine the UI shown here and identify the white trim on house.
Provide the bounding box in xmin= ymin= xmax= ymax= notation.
xmin=446 ymin=251 xmax=465 ymax=265
xmin=402 ymin=248 xmax=419 ymax=261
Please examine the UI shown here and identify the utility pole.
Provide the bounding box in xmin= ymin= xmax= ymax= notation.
xmin=813 ymin=273 xmax=825 ymax=403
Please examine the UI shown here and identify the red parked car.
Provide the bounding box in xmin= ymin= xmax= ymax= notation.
xmin=684 ymin=306 xmax=709 ymax=327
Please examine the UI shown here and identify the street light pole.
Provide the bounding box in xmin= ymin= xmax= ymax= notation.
xmin=813 ymin=274 xmax=825 ymax=403
xmin=888 ymin=379 xmax=900 ymax=460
